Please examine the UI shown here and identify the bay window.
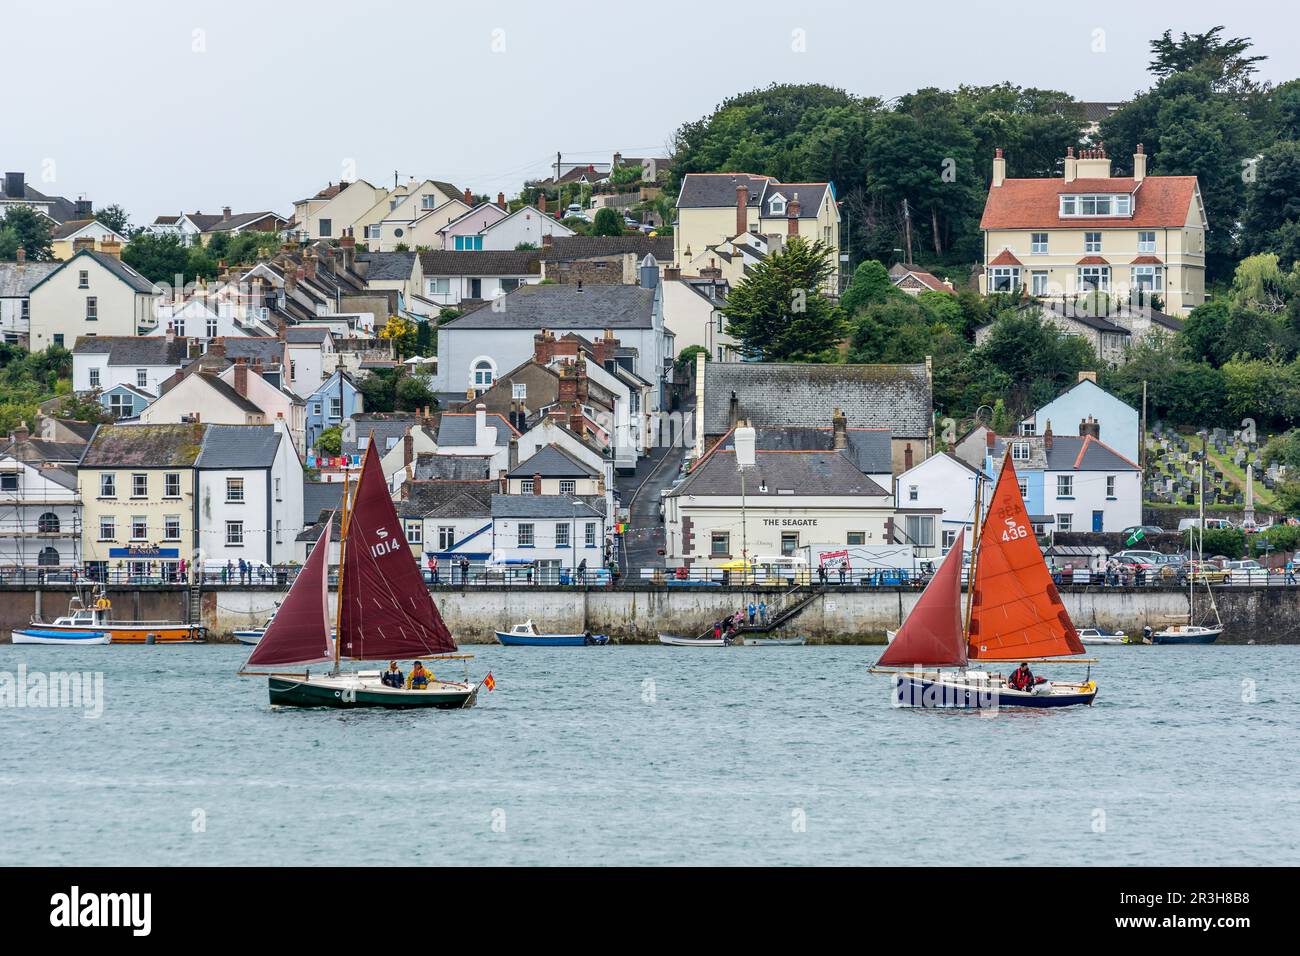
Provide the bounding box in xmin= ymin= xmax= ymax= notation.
xmin=989 ymin=266 xmax=1020 ymax=292
xmin=1078 ymin=266 xmax=1110 ymax=291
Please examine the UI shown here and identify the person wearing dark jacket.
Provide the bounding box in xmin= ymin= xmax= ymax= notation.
xmin=1008 ymin=662 xmax=1040 ymax=692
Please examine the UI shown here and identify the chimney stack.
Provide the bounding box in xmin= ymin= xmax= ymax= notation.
xmin=73 ymin=236 xmax=96 ymax=254
xmin=1063 ymin=146 xmax=1077 ymax=184
xmin=536 ymin=193 xmax=547 ymax=214
xmin=233 ymin=358 xmax=249 ymax=397
xmin=735 ymin=180 xmax=749 ymax=236
xmin=496 ymin=192 xmax=506 ymax=210
xmin=1133 ymin=143 xmax=1147 ymax=183
xmin=992 ymin=147 xmax=1006 ymax=188
xmin=14 ymin=246 xmax=24 ymax=265
xmin=787 ymin=192 xmax=800 ymax=236
xmin=462 ymin=187 xmax=474 ymax=206
xmin=985 ymin=428 xmax=995 ymax=450
xmin=1079 ymin=416 xmax=1101 ymax=440
xmin=222 ymin=206 xmax=232 ymax=221
xmin=14 ymin=421 xmax=29 ymax=443
xmin=100 ymin=237 xmax=122 ymax=259
xmin=1077 ymin=370 xmax=1097 ymax=384
xmin=534 ymin=328 xmax=556 ymax=364
xmin=904 ymin=443 xmax=914 ymax=471
xmin=404 ymin=430 xmax=414 ymax=467
xmin=832 ymin=407 xmax=847 ymax=449
xmin=1043 ymin=420 xmax=1054 ymax=452
xmin=533 ymin=472 xmax=543 ymax=495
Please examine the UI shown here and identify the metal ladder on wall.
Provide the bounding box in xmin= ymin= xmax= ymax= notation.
xmin=187 ymin=583 xmax=202 ymax=624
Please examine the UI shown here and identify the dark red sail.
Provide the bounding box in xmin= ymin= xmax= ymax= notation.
xmin=246 ymin=521 xmax=333 ymax=667
xmin=877 ymin=528 xmax=968 ymax=668
xmin=338 ymin=442 xmax=457 ymax=659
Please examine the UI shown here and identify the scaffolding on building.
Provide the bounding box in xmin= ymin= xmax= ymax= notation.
xmin=0 ymin=457 xmax=82 ymax=579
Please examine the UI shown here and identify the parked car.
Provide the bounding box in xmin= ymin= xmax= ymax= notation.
xmin=1121 ymin=525 xmax=1165 ymax=539
xmin=1223 ymin=559 xmax=1269 ymax=584
xmin=1178 ymin=517 xmax=1234 ymax=532
xmin=1186 ymin=560 xmax=1230 ymax=583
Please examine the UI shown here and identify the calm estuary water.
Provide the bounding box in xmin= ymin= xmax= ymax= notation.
xmin=2 ymin=643 xmax=1298 ymax=866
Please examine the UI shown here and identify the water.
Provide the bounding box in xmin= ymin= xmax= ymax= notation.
xmin=2 ymin=643 xmax=1297 ymax=865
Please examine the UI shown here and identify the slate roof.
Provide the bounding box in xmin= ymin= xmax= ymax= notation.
xmin=72 ymin=335 xmax=191 ymax=366
xmin=509 ymin=443 xmax=598 ymax=479
xmin=36 ymin=250 xmax=157 ymax=294
xmin=195 ymin=424 xmax=281 ymax=468
xmin=0 ymin=260 xmax=62 ymax=297
xmin=418 ymin=250 xmax=541 ymax=277
xmin=50 ymin=218 xmax=98 ymax=240
xmin=491 ymin=493 xmax=603 ymax=519
xmin=671 ymin=450 xmax=890 ymax=498
xmin=201 ymin=211 xmax=285 ymax=234
xmin=343 ymin=416 xmax=419 ymax=457
xmin=758 ymin=182 xmax=830 ymax=216
xmin=539 ymin=235 xmax=674 ymax=261
xmin=361 ymin=251 xmax=418 ymax=281
xmin=990 ymin=434 xmax=1139 ymax=472
xmin=412 ymin=453 xmax=493 ymax=480
xmin=422 ymin=487 xmax=496 ymax=519
xmin=437 ymin=412 xmax=517 ymax=446
xmin=402 ymin=479 xmax=497 ymax=517
xmin=715 ymin=425 xmax=894 ymax=475
xmin=223 ymin=337 xmax=287 ymax=366
xmin=981 ymin=175 xmax=1200 ymax=230
xmin=702 ymin=362 xmax=932 ymax=438
xmin=188 ymin=372 xmax=264 ymax=414
xmin=0 ymin=438 xmax=86 ymax=465
xmin=677 ymin=173 xmax=774 ymax=209
xmin=889 ymin=263 xmax=949 ymax=292
xmin=80 ymin=423 xmax=206 ymax=467
xmin=1079 ymin=101 xmax=1125 ymax=123
xmin=449 ymin=284 xmax=656 ymax=330
xmin=286 ymin=327 xmax=331 ymax=344
xmin=303 ymin=480 xmax=345 ymax=524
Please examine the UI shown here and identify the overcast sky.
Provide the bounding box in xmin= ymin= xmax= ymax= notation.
xmin=7 ymin=1 xmax=1298 ymax=225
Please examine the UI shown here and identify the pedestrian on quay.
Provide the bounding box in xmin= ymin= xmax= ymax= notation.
xmin=818 ymin=564 xmax=827 ymax=586
xmin=1287 ymin=559 xmax=1296 ymax=586
xmin=758 ymin=600 xmax=768 ymax=625
xmin=460 ymin=555 xmax=470 ymax=587
xmin=747 ymin=601 xmax=757 ymax=625
xmin=838 ymin=559 xmax=848 ymax=586
xmin=222 ymin=561 xmax=231 ymax=584
xmin=578 ymin=558 xmax=587 ymax=584
xmin=429 ymin=555 xmax=439 ymax=585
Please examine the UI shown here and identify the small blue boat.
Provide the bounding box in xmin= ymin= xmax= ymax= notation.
xmin=495 ymin=621 xmax=610 ymax=646
xmin=12 ymin=628 xmax=111 ymax=645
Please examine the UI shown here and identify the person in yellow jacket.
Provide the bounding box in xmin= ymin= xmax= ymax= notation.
xmin=407 ymin=661 xmax=432 ymax=690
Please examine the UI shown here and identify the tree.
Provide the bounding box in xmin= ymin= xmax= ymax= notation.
xmin=1243 ymin=143 xmax=1300 ymax=265
xmin=122 ymin=232 xmax=191 ymax=284
xmin=1148 ymin=26 xmax=1266 ymax=93
xmin=990 ymin=399 xmax=1010 ymax=433
xmin=966 ymin=310 xmax=1095 ymax=414
xmin=0 ymin=206 xmax=54 ymax=261
xmin=93 ymin=204 xmax=131 ymax=236
xmin=839 ymin=260 xmax=896 ymax=316
xmin=395 ymin=373 xmax=434 ymax=411
xmin=722 ymin=237 xmax=845 ymax=361
xmin=676 ymin=344 xmax=709 ymax=372
xmin=378 ymin=314 xmax=418 ymax=359
xmin=316 ymin=426 xmax=342 ymax=456
xmin=591 ymin=207 xmax=623 ymax=236
xmin=358 ymin=370 xmax=397 ymax=413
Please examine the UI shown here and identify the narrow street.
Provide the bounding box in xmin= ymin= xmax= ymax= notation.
xmin=615 ymin=428 xmax=688 ymax=573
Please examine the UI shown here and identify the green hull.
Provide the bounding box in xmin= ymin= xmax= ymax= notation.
xmin=268 ymin=677 xmax=477 ymax=709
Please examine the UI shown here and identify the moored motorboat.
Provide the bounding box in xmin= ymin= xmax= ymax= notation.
xmin=240 ymin=441 xmax=484 ymax=710
xmin=29 ymin=589 xmax=204 ymax=644
xmin=1152 ymin=624 xmax=1222 ymax=645
xmin=1078 ymin=627 xmax=1127 ymax=646
xmin=742 ymin=635 xmax=806 ymax=646
xmin=11 ymin=628 xmax=111 ymax=646
xmin=495 ymin=620 xmax=609 ymax=646
xmin=869 ymin=451 xmax=1097 ymax=710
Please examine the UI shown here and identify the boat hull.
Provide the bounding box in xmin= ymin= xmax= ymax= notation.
xmin=11 ymin=629 xmax=111 ymax=645
xmin=233 ymin=630 xmax=264 ymax=646
xmin=892 ymin=673 xmax=1097 ymax=709
xmin=268 ymin=675 xmax=477 ymax=709
xmin=31 ymin=622 xmax=204 ymax=644
xmin=1152 ymin=627 xmax=1221 ymax=645
xmin=658 ymin=634 xmax=728 ymax=647
xmin=494 ymin=631 xmax=609 ymax=646
xmin=742 ymin=636 xmax=806 ymax=646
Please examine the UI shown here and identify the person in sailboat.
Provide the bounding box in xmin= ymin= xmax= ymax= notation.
xmin=381 ymin=661 xmax=404 ymax=688
xmin=408 ymin=661 xmax=431 ymax=690
xmin=1008 ymin=662 xmax=1046 ymax=692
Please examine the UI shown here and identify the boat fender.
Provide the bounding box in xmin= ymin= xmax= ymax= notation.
xmin=96 ymin=598 xmax=111 ymax=610
xmin=145 ymin=633 xmax=156 ymax=645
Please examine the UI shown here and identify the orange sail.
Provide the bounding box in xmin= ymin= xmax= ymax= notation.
xmin=877 ymin=529 xmax=967 ymax=668
xmin=968 ymin=451 xmax=1085 ymax=660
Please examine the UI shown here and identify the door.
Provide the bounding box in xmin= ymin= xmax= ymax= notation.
xmin=1092 ymin=510 xmax=1103 ymax=532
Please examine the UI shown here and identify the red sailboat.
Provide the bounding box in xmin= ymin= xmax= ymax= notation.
xmin=241 ymin=441 xmax=479 ymax=709
xmin=873 ymin=451 xmax=1097 ymax=709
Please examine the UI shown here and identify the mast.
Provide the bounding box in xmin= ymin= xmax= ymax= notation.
xmin=962 ymin=471 xmax=983 ymax=640
xmin=334 ymin=468 xmax=351 ymax=675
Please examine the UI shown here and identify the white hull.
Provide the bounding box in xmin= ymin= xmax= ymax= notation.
xmin=658 ymin=634 xmax=726 ymax=647
xmin=233 ymin=630 xmax=264 ymax=646
xmin=11 ymin=631 xmax=111 ymax=645
xmin=743 ymin=636 xmax=806 ymax=646
xmin=1080 ymin=637 xmax=1124 ymax=645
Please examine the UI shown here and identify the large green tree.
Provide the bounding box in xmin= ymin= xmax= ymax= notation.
xmin=722 ymin=237 xmax=844 ymax=361
xmin=591 ymin=207 xmax=623 ymax=236
xmin=0 ymin=206 xmax=54 ymax=261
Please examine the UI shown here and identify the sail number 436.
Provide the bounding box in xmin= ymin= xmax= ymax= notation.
xmin=1001 ymin=518 xmax=1029 ymax=542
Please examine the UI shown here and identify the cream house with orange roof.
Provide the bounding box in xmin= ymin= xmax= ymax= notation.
xmin=979 ymin=144 xmax=1207 ymax=314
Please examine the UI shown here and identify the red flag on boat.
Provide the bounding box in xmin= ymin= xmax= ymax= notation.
xmin=877 ymin=528 xmax=967 ymax=668
xmin=968 ymin=451 xmax=1085 ymax=660
xmin=246 ymin=520 xmax=334 ymax=667
xmin=338 ymin=441 xmax=458 ymax=661
xmin=483 ymin=672 xmax=496 ymax=691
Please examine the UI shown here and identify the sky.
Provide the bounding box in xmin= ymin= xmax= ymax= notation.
xmin=6 ymin=0 xmax=1299 ymax=226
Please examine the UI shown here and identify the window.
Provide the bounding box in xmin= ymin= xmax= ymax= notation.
xmin=715 ymin=313 xmax=725 ymax=334
xmin=1060 ymin=194 xmax=1130 ymax=217
xmin=226 ymin=520 xmax=244 ymax=546
xmin=1084 ymin=232 xmax=1102 ymax=253
xmin=1060 ymin=196 xmax=1076 ymax=216
xmin=1106 ymin=475 xmax=1116 ymax=498
xmin=1056 ymin=475 xmax=1074 ymax=498
xmin=904 ymin=515 xmax=935 ymax=548
xmin=907 ymin=484 xmax=919 ymax=502
xmin=1078 ymin=266 xmax=1110 ymax=291
xmin=511 ymin=383 xmax=527 ymax=401
xmin=20 ymin=300 xmax=29 ymax=321
xmin=86 ymin=297 xmax=97 ymax=321
xmin=1018 ymin=478 xmax=1029 ymax=499
xmin=781 ymin=532 xmax=799 ymax=555
xmin=555 ymin=522 xmax=570 ymax=547
xmin=78 ymin=270 xmax=89 ymax=289
xmin=108 ymin=393 xmax=131 ymax=417
xmin=206 ymin=317 xmax=218 ymax=338
xmin=89 ymin=367 xmax=101 ymax=387
xmin=366 ymin=224 xmax=381 ymax=240
xmin=500 ymin=278 xmax=521 ymax=293
xmin=0 ymin=473 xmax=15 ymax=491
xmin=988 ymin=267 xmax=1019 ymax=292
xmin=98 ymin=516 xmax=115 ymax=541
xmin=275 ymin=519 xmax=282 ymax=544
xmin=1056 ymin=513 xmax=1073 ymax=532
xmin=559 ymin=479 xmax=576 ymax=495
xmin=473 ymin=360 xmax=494 ymax=390
xmin=847 ymin=531 xmax=866 ymax=546
xmin=710 ymin=531 xmax=730 ymax=557
xmin=439 ymin=526 xmax=455 ymax=550
xmin=37 ymin=512 xmax=59 ymax=533
xmin=406 ymin=520 xmax=422 ymax=544
xmin=290 ymin=360 xmax=296 ymax=381
xmin=1031 ymin=271 xmax=1050 ymax=296
xmin=226 ymin=477 xmax=244 ymax=502
xmin=136 ymin=368 xmax=148 ymax=388
xmin=131 ymin=516 xmax=148 ymax=541
xmin=427 ymin=278 xmax=451 ymax=296
xmin=1138 ymin=231 xmax=1156 ymax=254
xmin=1132 ymin=265 xmax=1163 ymax=292
xmin=131 ymin=473 xmax=147 ymax=498
xmin=164 ymin=472 xmax=181 ymax=498
xmin=329 ymin=398 xmax=342 ymax=420
xmin=319 ymin=218 xmax=332 ymax=237
xmin=164 ymin=515 xmax=181 ymax=541
xmin=942 ymin=529 xmax=958 ymax=551
xmin=454 ymin=236 xmax=484 ymax=251
xmin=100 ymin=473 xmax=116 ymax=498
xmin=275 ymin=477 xmax=281 ymax=501
xmin=585 ymin=522 xmax=597 ymax=548
xmin=520 ymin=479 xmax=534 ymax=495
xmin=1011 ymin=442 xmax=1030 ymax=461
xmin=422 ymin=195 xmax=436 ymax=210
xmin=518 ymin=522 xmax=535 ymax=547
xmin=1030 ymin=233 xmax=1048 ymax=255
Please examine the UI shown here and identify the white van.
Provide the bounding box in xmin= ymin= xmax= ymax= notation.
xmin=1177 ymin=517 xmax=1233 ymax=532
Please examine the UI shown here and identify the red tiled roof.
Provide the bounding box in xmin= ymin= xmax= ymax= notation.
xmin=981 ymin=176 xmax=1199 ymax=230
xmin=988 ymin=249 xmax=1023 ymax=266
xmin=1076 ymin=255 xmax=1109 ymax=265
xmin=1130 ymin=255 xmax=1163 ymax=264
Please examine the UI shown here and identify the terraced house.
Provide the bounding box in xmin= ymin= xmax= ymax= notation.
xmin=980 ymin=144 xmax=1207 ymax=314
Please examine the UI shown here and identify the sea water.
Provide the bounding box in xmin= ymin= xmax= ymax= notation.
xmin=1 ymin=643 xmax=1297 ymax=865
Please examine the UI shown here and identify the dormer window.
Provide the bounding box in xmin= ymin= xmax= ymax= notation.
xmin=1059 ymin=193 xmax=1132 ymax=217
xmin=768 ymin=195 xmax=786 ymax=216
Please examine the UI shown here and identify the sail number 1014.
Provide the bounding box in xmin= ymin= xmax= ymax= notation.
xmin=371 ymin=527 xmax=404 ymax=558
